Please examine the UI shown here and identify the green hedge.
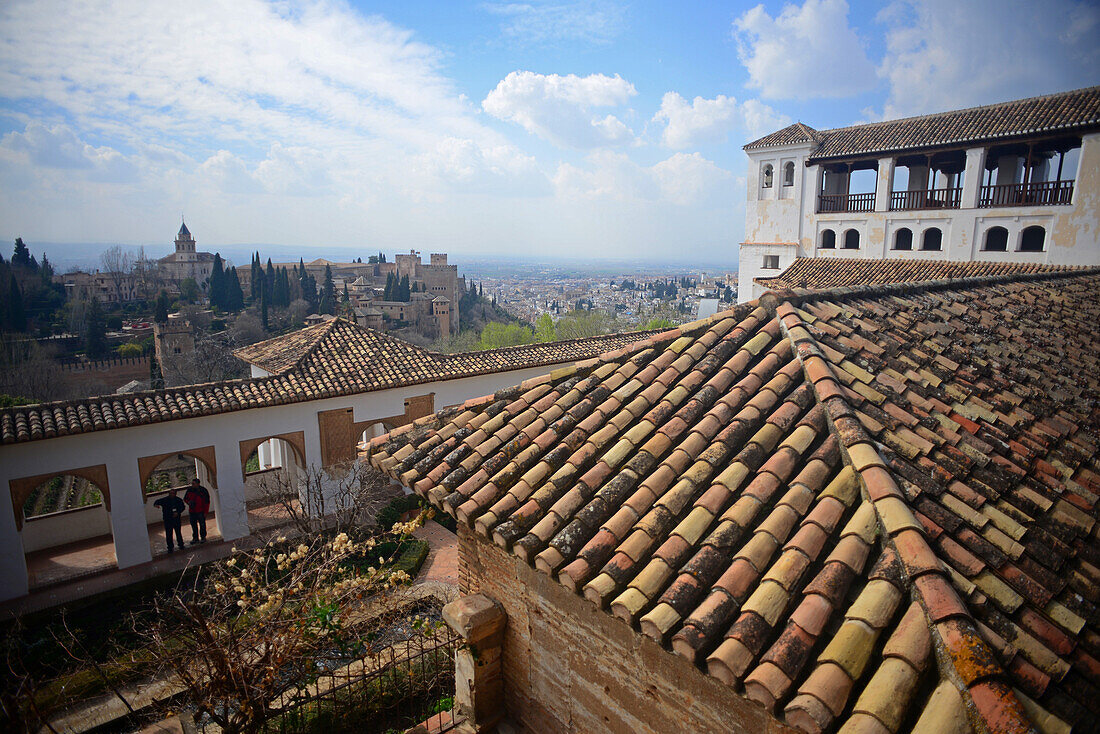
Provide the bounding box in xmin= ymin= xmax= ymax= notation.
xmin=376 ymin=494 xmax=423 ymax=531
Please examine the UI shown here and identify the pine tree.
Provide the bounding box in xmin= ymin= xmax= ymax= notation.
xmin=84 ymin=297 xmax=108 ymax=358
xmin=12 ymin=238 xmax=33 ymax=269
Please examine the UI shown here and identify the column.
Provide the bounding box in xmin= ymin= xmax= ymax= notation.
xmin=213 ymin=442 xmax=250 ymax=541
xmin=443 ymin=594 xmax=506 ymax=732
xmin=874 ymin=157 xmax=895 ymax=212
xmin=106 ymin=459 xmax=154 ymax=568
xmin=0 ymin=484 xmax=29 ymax=601
xmin=258 ymin=439 xmax=273 ymax=470
xmin=961 ymin=147 xmax=987 ymax=209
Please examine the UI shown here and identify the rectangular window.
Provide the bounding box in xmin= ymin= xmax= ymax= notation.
xmin=762 ymin=255 xmax=780 ymax=270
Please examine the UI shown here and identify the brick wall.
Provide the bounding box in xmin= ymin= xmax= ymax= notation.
xmin=457 ymin=526 xmax=796 ymax=734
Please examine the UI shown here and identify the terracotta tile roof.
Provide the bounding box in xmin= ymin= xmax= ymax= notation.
xmin=743 ymin=86 xmax=1100 ymax=161
xmin=756 ymin=257 xmax=1087 ymax=291
xmin=371 ymin=269 xmax=1100 ymax=733
xmin=0 ymin=319 xmax=651 ymax=445
xmin=743 ymin=122 xmax=821 ymax=150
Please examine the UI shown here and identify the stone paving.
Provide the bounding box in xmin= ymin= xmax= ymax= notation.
xmin=412 ymin=521 xmax=459 ymax=587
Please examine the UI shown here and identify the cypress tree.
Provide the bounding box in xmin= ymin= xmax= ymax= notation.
xmin=7 ymin=273 xmax=25 ymax=332
xmin=250 ymin=253 xmax=262 ymax=303
xmin=319 ymin=265 xmax=336 ymax=315
xmin=228 ymin=267 xmax=245 ymax=310
xmin=84 ymin=297 xmax=107 ymax=358
xmin=384 ymin=272 xmax=395 ymax=301
xmin=261 ymin=289 xmax=269 ymax=329
xmin=210 ymin=254 xmax=226 ymax=309
xmin=154 ymin=289 xmax=170 ymax=323
xmin=265 ymin=259 xmax=275 ymax=298
xmin=399 ymin=274 xmax=410 ymax=302
xmin=149 ymin=354 xmax=165 ymax=390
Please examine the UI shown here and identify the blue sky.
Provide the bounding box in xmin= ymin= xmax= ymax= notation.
xmin=0 ymin=0 xmax=1096 ymax=265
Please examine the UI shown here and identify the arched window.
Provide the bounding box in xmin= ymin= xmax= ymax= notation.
xmin=762 ymin=164 xmax=773 ymax=188
xmin=1020 ymin=226 xmax=1046 ymax=252
xmin=893 ymin=228 xmax=913 ymax=251
xmin=843 ymin=229 xmax=860 ymax=249
xmin=921 ymin=228 xmax=942 ymax=251
xmin=983 ymin=226 xmax=1008 ymax=252
xmin=783 ymin=161 xmax=795 ymax=187
xmin=820 ymin=229 xmax=836 ymax=249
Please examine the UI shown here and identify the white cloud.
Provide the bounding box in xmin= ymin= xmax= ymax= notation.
xmin=733 ymin=0 xmax=876 ymax=99
xmin=653 ymin=92 xmax=790 ymax=149
xmin=651 ymin=153 xmax=733 ymax=206
xmin=554 ymin=150 xmax=731 ymax=207
xmin=877 ymin=0 xmax=1100 ymax=118
xmin=0 ymin=122 xmax=139 ymax=182
xmin=483 ymin=1 xmax=625 ymax=45
xmin=482 ymin=71 xmax=637 ymax=148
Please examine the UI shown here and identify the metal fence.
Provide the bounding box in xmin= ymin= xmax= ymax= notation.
xmin=254 ymin=626 xmax=464 ymax=734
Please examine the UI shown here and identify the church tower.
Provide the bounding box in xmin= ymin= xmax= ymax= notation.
xmin=175 ymin=220 xmax=196 ymax=263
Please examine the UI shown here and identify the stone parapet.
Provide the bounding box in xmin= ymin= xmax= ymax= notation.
xmin=443 ymin=594 xmax=507 ymax=732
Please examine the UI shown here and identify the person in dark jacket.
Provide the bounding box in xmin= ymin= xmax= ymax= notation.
xmin=153 ymin=487 xmax=186 ymax=553
xmin=183 ymin=478 xmax=210 ymax=545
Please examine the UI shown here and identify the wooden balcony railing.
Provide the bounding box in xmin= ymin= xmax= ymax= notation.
xmin=979 ymin=180 xmax=1074 ymax=208
xmin=817 ymin=192 xmax=875 ymax=213
xmin=890 ymin=187 xmax=962 ymax=210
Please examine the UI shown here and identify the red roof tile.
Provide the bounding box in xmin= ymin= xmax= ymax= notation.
xmin=372 ymin=269 xmax=1100 ymax=733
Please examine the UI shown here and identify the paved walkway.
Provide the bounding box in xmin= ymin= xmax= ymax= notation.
xmin=4 ymin=506 xmax=294 ymax=619
xmin=412 ymin=521 xmax=459 ymax=586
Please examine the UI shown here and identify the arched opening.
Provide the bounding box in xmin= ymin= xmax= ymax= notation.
xmin=820 ymin=230 xmax=836 ymax=249
xmin=920 ymin=228 xmax=943 ymax=251
xmin=11 ymin=467 xmax=115 ymax=587
xmin=241 ymin=435 xmax=308 ymax=532
xmin=983 ymin=226 xmax=1009 ymax=252
xmin=138 ymin=450 xmax=220 ymax=554
xmin=783 ymin=161 xmax=795 ymax=187
xmin=893 ymin=228 xmax=913 ymax=251
xmin=761 ymin=164 xmax=773 ymax=189
xmin=843 ymin=229 xmax=860 ymax=249
xmin=1020 ymin=225 xmax=1046 ymax=252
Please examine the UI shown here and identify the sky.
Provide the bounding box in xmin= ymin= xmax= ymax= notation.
xmin=0 ymin=0 xmax=1097 ymax=266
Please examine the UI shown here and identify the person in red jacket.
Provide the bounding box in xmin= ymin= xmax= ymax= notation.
xmin=183 ymin=478 xmax=211 ymax=545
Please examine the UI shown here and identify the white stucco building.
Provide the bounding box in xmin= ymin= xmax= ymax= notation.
xmin=738 ymin=87 xmax=1100 ymax=302
xmin=0 ymin=320 xmax=647 ymax=604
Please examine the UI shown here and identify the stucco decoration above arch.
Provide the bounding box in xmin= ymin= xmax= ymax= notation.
xmin=239 ymin=431 xmax=307 ymax=480
xmin=9 ymin=464 xmax=110 ymax=530
xmin=138 ymin=446 xmax=218 ymax=499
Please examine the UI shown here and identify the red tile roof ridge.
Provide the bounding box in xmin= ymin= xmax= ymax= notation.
xmin=760 ymin=260 xmax=1100 ymax=303
xmin=779 ymin=301 xmax=1037 ymax=734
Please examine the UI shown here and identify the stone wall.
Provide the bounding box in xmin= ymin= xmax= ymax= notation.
xmin=457 ymin=526 xmax=795 ymax=734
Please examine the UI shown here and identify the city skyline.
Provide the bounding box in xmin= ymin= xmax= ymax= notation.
xmin=1 ymin=0 xmax=1097 ymax=262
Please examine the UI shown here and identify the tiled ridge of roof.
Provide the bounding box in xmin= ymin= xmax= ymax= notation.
xmin=743 ymin=86 xmax=1100 ymax=161
xmin=743 ymin=122 xmax=821 ymax=150
xmin=370 ymin=269 xmax=1100 ymax=733
xmin=755 ymin=257 xmax=1090 ymax=291
xmin=0 ymin=319 xmax=655 ymax=445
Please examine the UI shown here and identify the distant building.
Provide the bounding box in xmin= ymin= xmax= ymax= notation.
xmin=159 ymin=221 xmax=217 ymax=291
xmin=738 ymin=86 xmax=1100 ymax=302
